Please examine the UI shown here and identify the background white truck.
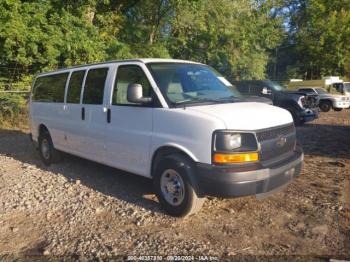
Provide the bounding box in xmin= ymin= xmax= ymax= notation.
xmin=288 ymin=77 xmax=350 ymax=111
xmin=297 ymin=87 xmax=350 ymax=112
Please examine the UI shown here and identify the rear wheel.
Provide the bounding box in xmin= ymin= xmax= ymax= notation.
xmin=333 ymin=108 xmax=342 ymax=112
xmin=319 ymin=101 xmax=332 ymax=112
xmin=154 ymin=154 xmax=205 ymax=217
xmin=38 ymin=130 xmax=61 ymax=166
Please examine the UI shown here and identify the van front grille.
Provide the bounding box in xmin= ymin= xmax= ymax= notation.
xmin=256 ymin=124 xmax=295 ymax=142
xmin=256 ymin=124 xmax=296 ymax=162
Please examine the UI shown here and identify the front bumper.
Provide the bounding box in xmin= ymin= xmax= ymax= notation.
xmin=195 ymin=148 xmax=303 ymax=197
xmin=334 ymin=101 xmax=350 ymax=108
xmin=300 ymin=108 xmax=318 ymax=122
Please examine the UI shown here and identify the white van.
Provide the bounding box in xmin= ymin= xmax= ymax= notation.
xmin=29 ymin=59 xmax=303 ymax=217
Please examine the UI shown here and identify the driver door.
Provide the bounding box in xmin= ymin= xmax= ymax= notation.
xmin=104 ymin=64 xmax=154 ymax=177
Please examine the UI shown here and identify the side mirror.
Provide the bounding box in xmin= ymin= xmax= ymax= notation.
xmin=262 ymin=87 xmax=272 ymax=95
xmin=127 ymin=83 xmax=152 ymax=104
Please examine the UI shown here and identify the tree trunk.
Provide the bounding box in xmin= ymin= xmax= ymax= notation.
xmin=84 ymin=7 xmax=95 ymax=24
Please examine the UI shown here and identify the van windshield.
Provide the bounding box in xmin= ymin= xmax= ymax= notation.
xmin=147 ymin=63 xmax=241 ymax=106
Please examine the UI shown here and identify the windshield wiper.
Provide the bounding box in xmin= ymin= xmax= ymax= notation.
xmin=175 ymin=97 xmax=220 ymax=105
xmin=175 ymin=96 xmax=241 ymax=106
xmin=216 ymin=95 xmax=241 ymax=101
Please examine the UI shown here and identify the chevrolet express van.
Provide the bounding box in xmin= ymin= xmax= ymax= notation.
xmin=29 ymin=59 xmax=303 ymax=217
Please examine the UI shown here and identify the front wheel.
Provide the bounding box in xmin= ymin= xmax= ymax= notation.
xmin=319 ymin=101 xmax=332 ymax=112
xmin=154 ymin=155 xmax=205 ymax=217
xmin=333 ymin=108 xmax=342 ymax=112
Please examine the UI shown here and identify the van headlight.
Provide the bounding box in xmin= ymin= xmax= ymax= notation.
xmin=213 ymin=131 xmax=259 ymax=164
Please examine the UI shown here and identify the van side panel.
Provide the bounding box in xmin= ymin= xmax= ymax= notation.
xmin=30 ymin=71 xmax=70 ymax=147
xmin=30 ymin=102 xmax=67 ymax=148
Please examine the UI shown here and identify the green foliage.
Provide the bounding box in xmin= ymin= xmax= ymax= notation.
xmin=0 ymin=0 xmax=108 ymax=73
xmin=167 ymin=0 xmax=285 ymax=80
xmin=0 ymin=93 xmax=28 ymax=127
xmin=273 ymin=0 xmax=350 ymax=80
xmin=0 ymin=0 xmax=286 ymax=81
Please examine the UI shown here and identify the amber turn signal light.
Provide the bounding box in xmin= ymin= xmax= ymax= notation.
xmin=213 ymin=152 xmax=259 ymax=164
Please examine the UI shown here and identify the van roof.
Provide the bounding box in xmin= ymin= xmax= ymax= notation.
xmin=37 ymin=58 xmax=202 ymax=76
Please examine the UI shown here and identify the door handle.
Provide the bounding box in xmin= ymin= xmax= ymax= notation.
xmin=107 ymin=108 xmax=111 ymax=123
xmin=81 ymin=107 xmax=85 ymax=120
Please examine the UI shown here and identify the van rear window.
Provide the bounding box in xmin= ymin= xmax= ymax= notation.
xmin=32 ymin=73 xmax=69 ymax=103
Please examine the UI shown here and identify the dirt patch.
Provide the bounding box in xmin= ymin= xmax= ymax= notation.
xmin=0 ymin=110 xmax=349 ymax=259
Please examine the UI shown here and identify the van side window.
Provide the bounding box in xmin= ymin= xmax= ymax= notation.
xmin=32 ymin=73 xmax=69 ymax=102
xmin=83 ymin=68 xmax=109 ymax=105
xmin=67 ymin=70 xmax=85 ymax=103
xmin=113 ymin=65 xmax=151 ymax=105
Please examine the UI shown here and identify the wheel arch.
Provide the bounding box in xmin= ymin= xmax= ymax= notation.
xmin=38 ymin=124 xmax=49 ymax=137
xmin=150 ymin=144 xmax=198 ymax=178
xmin=319 ymin=98 xmax=333 ymax=104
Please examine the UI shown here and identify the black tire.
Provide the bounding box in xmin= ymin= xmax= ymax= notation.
xmin=38 ymin=130 xmax=61 ymax=166
xmin=319 ymin=101 xmax=332 ymax=112
xmin=153 ymin=154 xmax=205 ymax=217
xmin=333 ymin=108 xmax=342 ymax=112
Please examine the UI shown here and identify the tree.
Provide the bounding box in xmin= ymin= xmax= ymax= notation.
xmin=0 ymin=0 xmax=298 ymax=83
xmin=168 ymin=0 xmax=285 ymax=79
xmin=273 ymin=0 xmax=350 ymax=79
xmin=0 ymin=0 xmax=108 ymax=77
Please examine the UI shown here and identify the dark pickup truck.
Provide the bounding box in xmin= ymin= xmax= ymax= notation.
xmin=233 ymin=80 xmax=319 ymax=125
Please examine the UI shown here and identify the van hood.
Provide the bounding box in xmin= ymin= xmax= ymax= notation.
xmin=188 ymin=102 xmax=293 ymax=130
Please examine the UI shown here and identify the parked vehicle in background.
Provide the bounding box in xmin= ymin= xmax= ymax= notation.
xmin=233 ymin=80 xmax=319 ymax=126
xmin=332 ymin=82 xmax=350 ymax=98
xmin=297 ymin=87 xmax=350 ymax=112
xmin=242 ymin=96 xmax=273 ymax=105
xmin=289 ymin=76 xmax=350 ymax=99
xmin=29 ymin=59 xmax=303 ymax=217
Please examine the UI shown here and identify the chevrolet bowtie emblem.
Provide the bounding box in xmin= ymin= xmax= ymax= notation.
xmin=276 ymin=135 xmax=287 ymax=147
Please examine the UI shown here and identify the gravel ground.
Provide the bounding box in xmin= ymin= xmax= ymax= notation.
xmin=0 ymin=110 xmax=349 ymax=260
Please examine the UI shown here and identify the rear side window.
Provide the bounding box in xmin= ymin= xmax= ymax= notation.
xmin=112 ymin=65 xmax=151 ymax=105
xmin=67 ymin=70 xmax=85 ymax=103
xmin=32 ymin=73 xmax=69 ymax=102
xmin=83 ymin=68 xmax=109 ymax=105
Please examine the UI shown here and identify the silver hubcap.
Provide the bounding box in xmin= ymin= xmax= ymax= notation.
xmin=160 ymin=169 xmax=185 ymax=206
xmin=41 ymin=139 xmax=50 ymax=160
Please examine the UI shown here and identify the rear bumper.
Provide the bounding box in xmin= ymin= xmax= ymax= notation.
xmin=195 ymin=148 xmax=303 ymax=197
